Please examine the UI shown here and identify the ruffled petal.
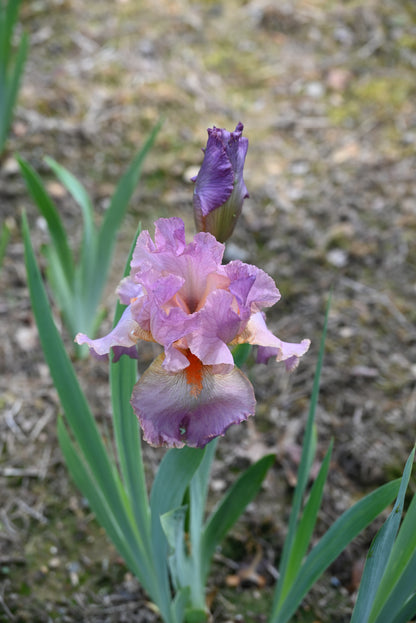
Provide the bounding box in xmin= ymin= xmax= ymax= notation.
xmin=116 ymin=277 xmax=144 ymax=305
xmin=75 ymin=305 xmax=139 ymax=357
xmin=131 ymin=353 xmax=256 ymax=448
xmin=131 ymin=218 xmax=225 ymax=315
xmin=131 ymin=217 xmax=186 ymax=275
xmin=242 ymin=312 xmax=310 ymax=364
xmin=187 ymin=290 xmax=241 ymax=369
xmin=224 ymin=261 xmax=280 ymax=311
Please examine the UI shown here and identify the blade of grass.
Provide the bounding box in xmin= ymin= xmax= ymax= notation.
xmin=284 ymin=440 xmax=333 ymax=586
xmin=272 ymin=294 xmax=331 ymax=610
xmin=351 ymin=447 xmax=415 ymax=623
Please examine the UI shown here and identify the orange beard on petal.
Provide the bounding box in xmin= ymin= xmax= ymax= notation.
xmin=184 ymin=351 xmax=204 ymax=398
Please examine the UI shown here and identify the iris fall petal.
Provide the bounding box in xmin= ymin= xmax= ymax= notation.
xmin=131 ymin=354 xmax=256 ymax=448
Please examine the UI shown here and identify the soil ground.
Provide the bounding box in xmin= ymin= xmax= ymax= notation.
xmin=1 ymin=0 xmax=416 ymax=621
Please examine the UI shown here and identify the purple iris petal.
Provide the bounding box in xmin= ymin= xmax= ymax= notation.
xmin=116 ymin=277 xmax=143 ymax=305
xmin=112 ymin=345 xmax=139 ymax=363
xmin=246 ymin=312 xmax=311 ymax=366
xmin=192 ymin=123 xmax=249 ymax=242
xmin=131 ymin=217 xmax=187 ymax=275
xmin=75 ymin=306 xmax=140 ymax=358
xmin=224 ymin=260 xmax=281 ymax=311
xmin=132 ymin=220 xmax=225 ymax=314
xmin=187 ymin=289 xmax=241 ymax=370
xmin=131 ymin=354 xmax=256 ymax=448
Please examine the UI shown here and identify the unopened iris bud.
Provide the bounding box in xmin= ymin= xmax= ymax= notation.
xmin=192 ymin=122 xmax=249 ymax=243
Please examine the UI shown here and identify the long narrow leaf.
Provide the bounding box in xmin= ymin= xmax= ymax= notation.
xmin=0 ymin=0 xmax=25 ymax=144
xmin=189 ymin=438 xmax=218 ymax=552
xmin=351 ymin=447 xmax=415 ymax=623
xmin=22 ymin=211 xmax=116 ymax=488
xmin=232 ymin=342 xmax=252 ymax=368
xmin=18 ymin=157 xmax=75 ymax=286
xmin=369 ymin=457 xmax=416 ymax=622
xmin=284 ymin=440 xmax=333 ymax=588
xmin=187 ymin=438 xmax=218 ymax=609
xmin=150 ymin=447 xmax=206 ymax=532
xmin=150 ymin=447 xmax=205 ymax=623
xmin=270 ymin=479 xmax=400 ymax=623
xmin=44 ymin=156 xmax=97 ymax=305
xmin=93 ymin=120 xmax=162 ymax=308
xmin=0 ymin=220 xmax=11 ymax=268
xmin=3 ymin=30 xmax=28 ymax=144
xmin=57 ymin=417 xmax=154 ymax=596
xmin=160 ymin=506 xmax=189 ymax=591
xmin=390 ymin=593 xmax=416 ymax=623
xmin=22 ymin=212 xmax=153 ymax=591
xmin=44 ymin=156 xmax=95 ymax=238
xmin=201 ymin=453 xmax=275 ymax=581
xmin=372 ymin=554 xmax=416 ymax=623
xmin=0 ymin=0 xmax=21 ymax=67
xmin=110 ymin=223 xmax=151 ymax=549
xmin=170 ymin=587 xmax=191 ymax=623
xmin=41 ymin=244 xmax=76 ymax=331
xmin=272 ymin=294 xmax=331 ymax=610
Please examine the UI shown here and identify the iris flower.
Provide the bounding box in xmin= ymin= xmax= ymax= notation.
xmin=76 ymin=218 xmax=310 ymax=448
xmin=192 ymin=122 xmax=249 ymax=243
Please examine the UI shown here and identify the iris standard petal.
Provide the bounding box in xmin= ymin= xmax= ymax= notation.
xmin=187 ymin=289 xmax=242 ymax=369
xmin=131 ymin=353 xmax=256 ymax=448
xmin=131 ymin=217 xmax=186 ymax=275
xmin=116 ymin=277 xmax=144 ymax=305
xmin=224 ymin=261 xmax=281 ymax=310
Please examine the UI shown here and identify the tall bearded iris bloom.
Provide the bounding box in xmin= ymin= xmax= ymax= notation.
xmin=76 ymin=218 xmax=310 ymax=448
xmin=192 ymin=122 xmax=249 ymax=243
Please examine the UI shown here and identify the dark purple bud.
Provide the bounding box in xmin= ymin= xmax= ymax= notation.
xmin=192 ymin=122 xmax=249 ymax=243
